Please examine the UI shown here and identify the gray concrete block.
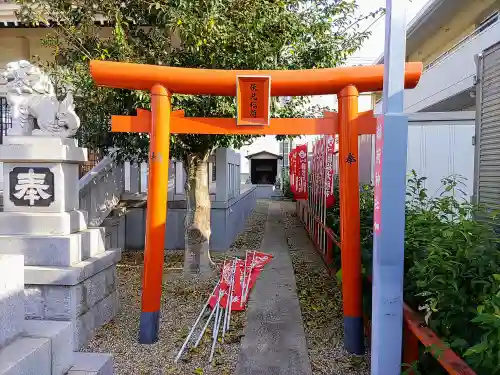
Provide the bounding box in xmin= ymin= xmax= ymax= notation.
xmin=0 ymin=234 xmax=82 ymax=266
xmin=0 ymin=210 xmax=87 ymax=236
xmin=0 ymin=337 xmax=51 ymax=375
xmin=24 ymin=286 xmax=44 ymax=320
xmin=84 ymin=269 xmax=107 ymax=309
xmin=25 ymin=266 xmax=118 ymax=321
xmin=124 ymin=208 xmax=145 ymax=249
xmin=25 ymin=249 xmax=121 ymax=286
xmin=0 ymin=255 xmax=24 ymax=347
xmin=81 ymin=228 xmax=106 ymax=260
xmin=43 ymin=284 xmax=85 ymax=320
xmin=123 ymin=186 xmax=258 ymax=251
xmin=73 ymin=291 xmax=118 ymax=350
xmin=23 ymin=320 xmax=73 ymax=375
xmin=67 ymin=352 xmax=113 ymax=375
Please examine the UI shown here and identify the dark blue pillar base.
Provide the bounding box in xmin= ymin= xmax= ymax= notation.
xmin=344 ymin=316 xmax=365 ymax=355
xmin=139 ymin=311 xmax=160 ymax=344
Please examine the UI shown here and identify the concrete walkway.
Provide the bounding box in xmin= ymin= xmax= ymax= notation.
xmin=235 ymin=201 xmax=312 ymax=375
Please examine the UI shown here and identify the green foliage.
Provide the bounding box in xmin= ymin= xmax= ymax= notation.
xmin=327 ymin=170 xmax=500 ymax=374
xmin=281 ymin=175 xmax=295 ymax=200
xmin=15 ymin=0 xmax=381 ymax=162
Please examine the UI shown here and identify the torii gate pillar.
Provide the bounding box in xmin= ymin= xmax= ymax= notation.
xmin=138 ymin=85 xmax=172 ymax=344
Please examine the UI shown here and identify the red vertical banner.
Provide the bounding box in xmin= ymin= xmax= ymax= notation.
xmin=325 ymin=135 xmax=336 ymax=208
xmin=289 ymin=149 xmax=295 ymax=194
xmin=294 ymin=144 xmax=308 ymax=200
xmin=320 ymin=136 xmax=326 ymax=195
xmin=311 ymin=143 xmax=316 ymax=198
xmin=314 ymin=141 xmax=319 ymax=198
xmin=373 ymin=116 xmax=384 ymax=235
xmin=293 ymin=149 xmax=298 ymax=193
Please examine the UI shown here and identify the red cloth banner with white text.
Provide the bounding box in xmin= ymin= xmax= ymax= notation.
xmin=209 ymin=252 xmax=273 ymax=311
xmin=294 ymin=144 xmax=308 ymax=200
xmin=289 ymin=149 xmax=295 ymax=194
xmin=319 ymin=137 xmax=325 ymax=199
xmin=325 ymin=135 xmax=336 ymax=208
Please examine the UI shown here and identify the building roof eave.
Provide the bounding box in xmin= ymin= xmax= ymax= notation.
xmin=373 ymin=0 xmax=462 ymax=65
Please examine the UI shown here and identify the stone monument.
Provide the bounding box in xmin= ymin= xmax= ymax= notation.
xmin=0 ymin=61 xmax=119 ymax=374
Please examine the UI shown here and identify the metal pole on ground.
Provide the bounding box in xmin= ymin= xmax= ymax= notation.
xmin=338 ymin=85 xmax=364 ymax=355
xmin=139 ymin=84 xmax=171 ymax=344
xmin=371 ymin=0 xmax=408 ymax=374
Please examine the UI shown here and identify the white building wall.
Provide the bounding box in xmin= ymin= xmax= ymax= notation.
xmin=371 ymin=112 xmax=476 ymax=202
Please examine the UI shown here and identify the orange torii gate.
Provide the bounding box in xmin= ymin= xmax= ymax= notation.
xmin=90 ymin=60 xmax=422 ymax=351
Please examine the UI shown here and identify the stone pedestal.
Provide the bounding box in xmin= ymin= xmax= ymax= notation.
xmin=0 ymin=136 xmax=121 ymax=351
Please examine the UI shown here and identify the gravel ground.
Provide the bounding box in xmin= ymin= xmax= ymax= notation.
xmin=82 ymin=199 xmax=270 ymax=375
xmin=281 ymin=201 xmax=370 ymax=375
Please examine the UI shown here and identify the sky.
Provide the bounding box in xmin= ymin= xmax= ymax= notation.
xmin=348 ymin=0 xmax=431 ymax=65
xmin=239 ymin=0 xmax=431 ymax=173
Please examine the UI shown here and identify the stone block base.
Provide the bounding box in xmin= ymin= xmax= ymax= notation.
xmin=75 ymin=291 xmax=119 ymax=350
xmin=24 ymin=250 xmax=120 ymax=350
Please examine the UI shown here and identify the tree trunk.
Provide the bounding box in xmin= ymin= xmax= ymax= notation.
xmin=183 ymin=154 xmax=214 ymax=277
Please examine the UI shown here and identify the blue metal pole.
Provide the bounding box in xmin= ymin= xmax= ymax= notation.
xmin=371 ymin=1 xmax=408 ymax=374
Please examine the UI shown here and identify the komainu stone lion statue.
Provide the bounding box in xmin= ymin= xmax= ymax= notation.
xmin=1 ymin=60 xmax=80 ymax=137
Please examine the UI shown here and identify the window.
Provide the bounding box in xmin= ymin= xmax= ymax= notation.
xmin=0 ymin=96 xmax=12 ymax=144
xmin=283 ymin=142 xmax=290 ymax=154
xmin=212 ymin=163 xmax=216 ymax=182
xmin=477 ymin=11 xmax=499 ymax=33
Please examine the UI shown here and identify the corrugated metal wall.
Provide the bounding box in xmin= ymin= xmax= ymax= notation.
xmin=474 ymin=42 xmax=500 ymax=210
xmin=371 ymin=112 xmax=476 ymax=202
xmin=407 ymin=114 xmax=476 ymax=200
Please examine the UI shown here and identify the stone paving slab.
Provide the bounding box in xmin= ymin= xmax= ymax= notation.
xmin=235 ymin=201 xmax=312 ymax=375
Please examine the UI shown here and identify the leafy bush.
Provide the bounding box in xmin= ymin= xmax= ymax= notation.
xmin=282 ymin=176 xmax=295 ymax=200
xmin=403 ymin=172 xmax=500 ymax=374
xmin=326 ymin=171 xmax=500 ymax=374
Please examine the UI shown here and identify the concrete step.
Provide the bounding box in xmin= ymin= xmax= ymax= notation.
xmin=0 ymin=227 xmax=106 ymax=267
xmin=67 ymin=352 xmax=113 ymax=375
xmin=24 ymin=320 xmax=73 ymax=375
xmin=0 ymin=255 xmax=24 ymax=348
xmin=0 ymin=337 xmax=51 ymax=375
xmin=24 ymin=249 xmax=121 ymax=286
xmin=0 ymin=210 xmax=88 ymax=236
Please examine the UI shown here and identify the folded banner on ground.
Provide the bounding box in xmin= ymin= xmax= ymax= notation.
xmin=209 ymin=251 xmax=273 ymax=311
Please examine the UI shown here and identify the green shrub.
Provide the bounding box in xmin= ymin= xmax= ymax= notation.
xmin=403 ymin=172 xmax=500 ymax=374
xmin=326 ymin=170 xmax=500 ymax=374
xmin=282 ymin=176 xmax=295 ymax=200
